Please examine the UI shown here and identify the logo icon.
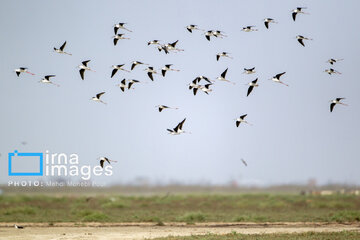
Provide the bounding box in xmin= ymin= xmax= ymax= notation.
xmin=8 ymin=150 xmax=43 ymax=176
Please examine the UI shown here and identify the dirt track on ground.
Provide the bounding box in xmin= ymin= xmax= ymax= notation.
xmin=1 ymin=222 xmax=359 ymax=240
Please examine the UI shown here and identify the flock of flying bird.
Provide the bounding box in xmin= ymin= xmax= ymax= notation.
xmin=12 ymin=6 xmax=349 ymax=172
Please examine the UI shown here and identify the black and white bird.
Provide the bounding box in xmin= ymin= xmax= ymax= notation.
xmin=186 ymin=24 xmax=203 ymax=33
xmin=14 ymin=224 xmax=24 ymax=229
xmin=194 ymin=76 xmax=212 ymax=84
xmin=156 ymin=105 xmax=179 ymax=112
xmin=39 ymin=75 xmax=59 ymax=87
xmin=91 ymin=92 xmax=106 ymax=104
xmin=161 ymin=64 xmax=180 ymax=77
xmin=325 ymin=68 xmax=341 ymax=75
xmin=241 ymin=158 xmax=248 ymax=167
xmin=188 ymin=80 xmax=201 ymax=96
xmin=204 ymin=30 xmax=216 ymax=41
xmin=116 ymin=79 xmax=127 ymax=92
xmin=235 ymin=114 xmax=252 ymax=127
xmin=243 ymin=67 xmax=256 ymax=74
xmin=145 ymin=67 xmax=158 ymax=81
xmin=162 ymin=40 xmax=184 ymax=53
xmin=78 ymin=60 xmax=94 ymax=80
xmin=99 ymin=157 xmax=117 ymax=168
xmin=167 ymin=118 xmax=188 ymax=135
xmin=111 ymin=64 xmax=130 ymax=78
xmin=215 ymin=68 xmax=235 ymax=85
xmin=242 ymin=26 xmax=258 ymax=32
xmin=114 ymin=23 xmax=132 ymax=34
xmin=131 ymin=61 xmax=148 ymax=70
xmin=296 ymin=35 xmax=312 ymax=47
xmin=14 ymin=67 xmax=35 ymax=77
xmin=246 ymin=78 xmax=259 ymax=97
xmin=292 ymin=7 xmax=308 ymax=21
xmin=212 ymin=30 xmax=227 ymax=38
xmin=128 ymin=79 xmax=140 ymax=89
xmin=330 ymin=98 xmax=348 ymax=112
xmin=216 ymin=52 xmax=232 ymax=61
xmin=270 ymin=72 xmax=288 ymax=86
xmin=264 ymin=18 xmax=277 ymax=29
xmin=200 ymin=84 xmax=213 ymax=95
xmin=113 ymin=34 xmax=130 ymax=46
xmin=54 ymin=41 xmax=72 ymax=55
xmin=147 ymin=40 xmax=161 ymax=45
xmin=327 ymin=58 xmax=344 ymax=65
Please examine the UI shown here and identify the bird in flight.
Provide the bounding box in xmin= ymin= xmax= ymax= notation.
xmin=188 ymin=79 xmax=201 ymax=96
xmin=235 ymin=114 xmax=252 ymax=127
xmin=91 ymin=92 xmax=106 ymax=104
xmin=111 ymin=64 xmax=130 ymax=78
xmin=128 ymin=79 xmax=140 ymax=89
xmin=204 ymin=30 xmax=216 ymax=41
xmin=263 ymin=18 xmax=277 ymax=29
xmin=54 ymin=41 xmax=72 ymax=55
xmin=296 ymin=35 xmax=312 ymax=47
xmin=131 ymin=61 xmax=148 ymax=70
xmin=161 ymin=64 xmax=180 ymax=77
xmin=270 ymin=72 xmax=288 ymax=86
xmin=147 ymin=40 xmax=161 ymax=46
xmin=292 ymin=7 xmax=308 ymax=21
xmin=186 ymin=24 xmax=203 ymax=33
xmin=114 ymin=22 xmax=132 ymax=34
xmin=241 ymin=158 xmax=248 ymax=167
xmin=39 ymin=75 xmax=59 ymax=87
xmin=330 ymin=98 xmax=348 ymax=112
xmin=145 ymin=67 xmax=158 ymax=81
xmin=325 ymin=68 xmax=341 ymax=75
xmin=246 ymin=78 xmax=259 ymax=97
xmin=243 ymin=67 xmax=256 ymax=74
xmin=113 ymin=34 xmax=130 ymax=46
xmin=14 ymin=67 xmax=35 ymax=77
xmin=215 ymin=68 xmax=235 ymax=84
xmin=241 ymin=26 xmax=258 ymax=32
xmin=78 ymin=60 xmax=95 ymax=80
xmin=216 ymin=52 xmax=233 ymax=61
xmin=156 ymin=105 xmax=179 ymax=112
xmin=327 ymin=58 xmax=344 ymax=65
xmin=167 ymin=118 xmax=189 ymax=135
xmin=200 ymin=84 xmax=213 ymax=95
xmin=160 ymin=40 xmax=184 ymax=54
xmin=116 ymin=79 xmax=127 ymax=92
xmin=194 ymin=76 xmax=212 ymax=84
xmin=99 ymin=157 xmax=117 ymax=168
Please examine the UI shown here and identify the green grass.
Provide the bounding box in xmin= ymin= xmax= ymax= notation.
xmin=149 ymin=231 xmax=360 ymax=240
xmin=0 ymin=194 xmax=360 ymax=223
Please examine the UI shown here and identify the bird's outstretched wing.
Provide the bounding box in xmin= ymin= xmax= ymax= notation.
xmin=148 ymin=72 xmax=154 ymax=81
xmin=60 ymin=41 xmax=67 ymax=51
xmin=111 ymin=69 xmax=118 ymax=78
xmin=247 ymin=86 xmax=254 ymax=96
xmin=96 ymin=92 xmax=105 ymax=99
xmin=330 ymin=103 xmax=336 ymax=112
xmin=79 ymin=69 xmax=85 ymax=80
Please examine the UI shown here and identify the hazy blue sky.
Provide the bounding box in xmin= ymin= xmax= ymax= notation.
xmin=1 ymin=0 xmax=359 ymax=186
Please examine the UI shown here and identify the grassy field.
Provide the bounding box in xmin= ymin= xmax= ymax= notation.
xmin=1 ymin=194 xmax=360 ymax=223
xmin=151 ymin=232 xmax=360 ymax=240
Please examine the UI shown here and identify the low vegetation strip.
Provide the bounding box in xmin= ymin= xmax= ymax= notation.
xmin=150 ymin=232 xmax=360 ymax=240
xmin=0 ymin=194 xmax=359 ymax=223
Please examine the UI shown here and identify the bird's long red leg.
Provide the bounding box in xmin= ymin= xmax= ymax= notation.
xmin=26 ymin=72 xmax=35 ymax=75
xmin=280 ymin=81 xmax=289 ymax=87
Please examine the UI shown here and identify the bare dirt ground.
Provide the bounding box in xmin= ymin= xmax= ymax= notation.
xmin=1 ymin=222 xmax=359 ymax=240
